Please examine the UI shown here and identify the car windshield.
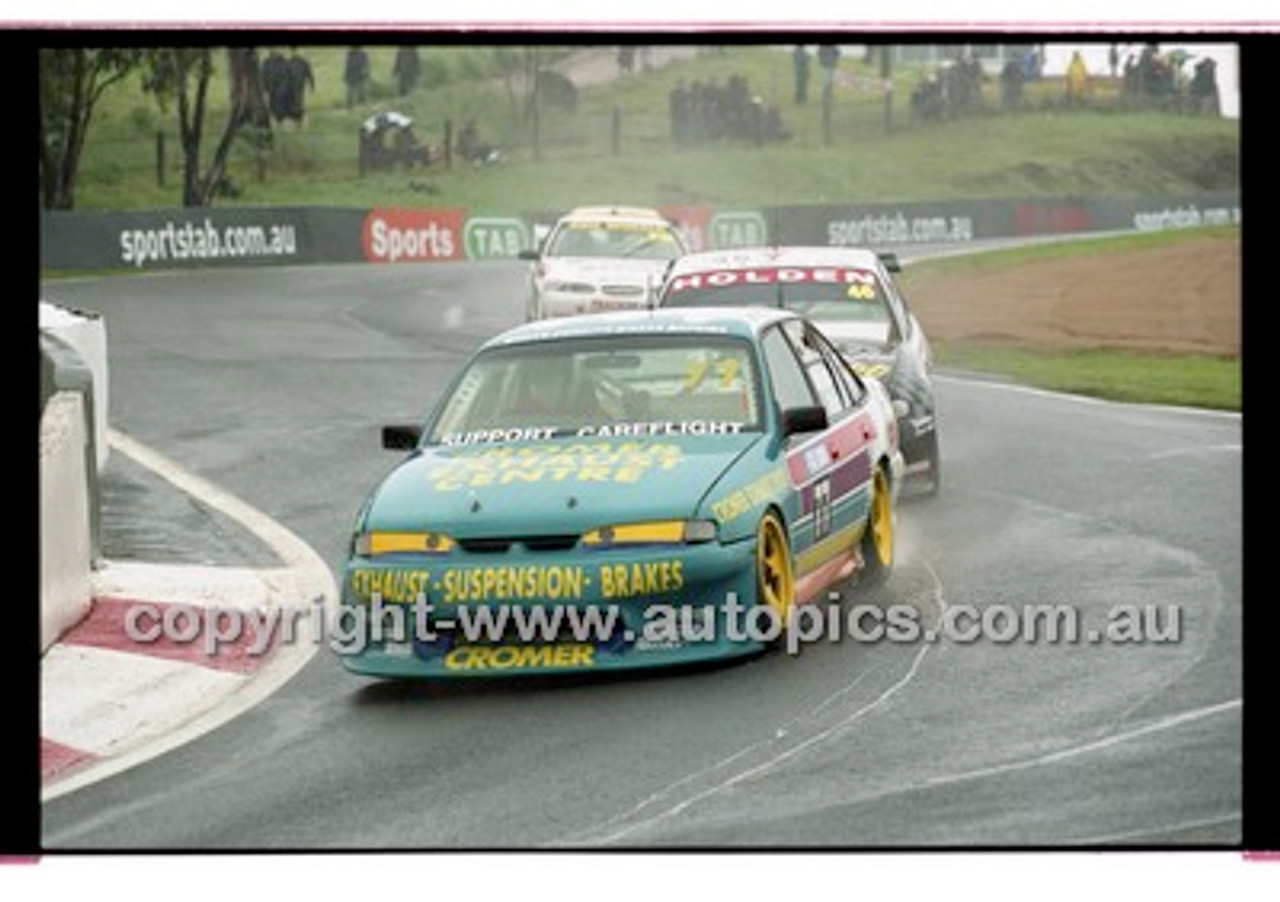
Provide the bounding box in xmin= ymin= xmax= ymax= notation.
xmin=429 ymin=334 xmax=762 ymax=444
xmin=662 ymin=265 xmax=892 ymax=323
xmin=545 ymin=221 xmax=683 ymax=260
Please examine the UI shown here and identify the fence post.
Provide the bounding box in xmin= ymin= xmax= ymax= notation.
xmin=155 ymin=131 xmax=165 ymax=187
xmin=444 ymin=118 xmax=453 ymax=169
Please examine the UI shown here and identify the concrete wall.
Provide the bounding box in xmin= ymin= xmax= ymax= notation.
xmin=40 ymin=303 xmax=108 ymax=653
xmin=41 ymin=392 xmax=92 ymax=653
xmin=40 ymin=302 xmax=109 ymax=471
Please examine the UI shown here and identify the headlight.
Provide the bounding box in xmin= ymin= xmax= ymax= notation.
xmin=353 ymin=531 xmax=456 ymax=556
xmin=582 ymin=520 xmax=717 ymax=548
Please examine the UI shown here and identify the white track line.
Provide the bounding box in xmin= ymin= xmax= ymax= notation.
xmin=567 ymin=563 xmax=950 ymax=846
xmin=569 ymin=552 xmax=1240 ymax=846
xmin=933 ymin=373 xmax=1242 ymax=419
xmin=42 ymin=429 xmax=338 ymax=802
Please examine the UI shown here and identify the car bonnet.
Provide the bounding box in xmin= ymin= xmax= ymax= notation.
xmin=362 ymin=431 xmax=762 ymax=539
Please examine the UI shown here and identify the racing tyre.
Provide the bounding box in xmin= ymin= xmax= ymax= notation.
xmin=859 ymin=464 xmax=895 ymax=587
xmin=755 ymin=510 xmax=795 ymax=645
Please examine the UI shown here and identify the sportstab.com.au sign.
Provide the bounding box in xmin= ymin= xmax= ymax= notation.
xmin=119 ymin=218 xmax=299 ymax=268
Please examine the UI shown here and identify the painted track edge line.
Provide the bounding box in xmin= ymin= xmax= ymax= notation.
xmin=41 ymin=429 xmax=339 ymax=802
xmin=933 ymin=373 xmax=1242 ymax=419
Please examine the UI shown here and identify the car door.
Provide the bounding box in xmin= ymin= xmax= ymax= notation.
xmin=767 ymin=318 xmax=876 ymax=594
xmin=880 ymin=260 xmax=932 ymax=373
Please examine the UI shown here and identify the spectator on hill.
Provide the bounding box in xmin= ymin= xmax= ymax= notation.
xmin=1189 ymin=57 xmax=1221 ymax=116
xmin=264 ymin=48 xmax=314 ymax=126
xmin=617 ymin=46 xmax=635 ymax=75
xmin=344 ymin=47 xmax=370 ymax=108
xmin=1000 ymin=56 xmax=1025 ymax=109
xmin=393 ymin=46 xmax=421 ymax=96
xmin=286 ymin=48 xmax=315 ymax=125
xmin=1065 ymin=50 xmax=1090 ymax=107
xmin=262 ymin=48 xmax=289 ymax=122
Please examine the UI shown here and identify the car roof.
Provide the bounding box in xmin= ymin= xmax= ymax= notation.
xmin=557 ymin=205 xmax=672 ymax=226
xmin=665 ymin=245 xmax=885 ymax=277
xmin=482 ymin=307 xmax=798 ymax=349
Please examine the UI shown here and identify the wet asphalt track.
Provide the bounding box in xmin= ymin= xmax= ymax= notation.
xmin=39 ymin=258 xmax=1243 ymax=849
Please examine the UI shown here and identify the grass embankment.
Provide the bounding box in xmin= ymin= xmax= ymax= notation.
xmin=933 ymin=343 xmax=1240 ymax=410
xmin=77 ymin=44 xmax=1238 ymax=212
xmin=901 ymin=228 xmax=1242 ymax=411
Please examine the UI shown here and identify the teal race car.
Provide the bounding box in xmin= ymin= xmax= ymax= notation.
xmin=338 ymin=307 xmax=904 ymax=677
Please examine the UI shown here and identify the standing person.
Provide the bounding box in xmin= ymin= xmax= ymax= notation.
xmin=1000 ymin=56 xmax=1024 ymax=110
xmin=393 ymin=46 xmax=421 ymax=96
xmin=792 ymin=45 xmax=810 ymax=104
xmin=262 ymin=47 xmax=289 ymax=123
xmin=344 ymin=46 xmax=370 ymax=108
xmin=1065 ymin=50 xmax=1089 ymax=107
xmin=617 ymin=46 xmax=635 ymax=75
xmin=1190 ymin=57 xmax=1220 ymax=116
xmin=280 ymin=48 xmax=315 ymax=126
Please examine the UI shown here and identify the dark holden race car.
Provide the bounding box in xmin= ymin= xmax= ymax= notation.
xmin=659 ymin=246 xmax=940 ymax=494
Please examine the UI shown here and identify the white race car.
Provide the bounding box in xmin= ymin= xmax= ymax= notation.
xmin=519 ymin=205 xmax=689 ymax=321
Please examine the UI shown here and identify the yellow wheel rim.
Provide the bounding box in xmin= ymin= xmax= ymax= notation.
xmin=870 ymin=469 xmax=894 ymax=567
xmin=758 ymin=514 xmax=794 ymax=620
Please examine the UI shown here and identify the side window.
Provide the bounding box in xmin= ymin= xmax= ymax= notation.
xmin=781 ymin=319 xmax=846 ymax=419
xmin=761 ymin=326 xmax=817 ymax=412
xmin=810 ymin=325 xmax=867 ymax=408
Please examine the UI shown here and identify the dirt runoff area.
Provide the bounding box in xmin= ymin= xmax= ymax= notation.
xmin=901 ymin=231 xmax=1241 ymax=358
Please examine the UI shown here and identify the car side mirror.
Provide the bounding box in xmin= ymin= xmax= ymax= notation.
xmin=878 ymin=252 xmax=901 ymax=273
xmin=518 ymin=249 xmax=540 ymax=261
xmin=781 ymin=405 xmax=828 ymax=437
xmin=382 ymin=424 xmax=422 ymax=450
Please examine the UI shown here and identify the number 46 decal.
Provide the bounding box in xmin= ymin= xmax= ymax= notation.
xmin=813 ymin=478 xmax=832 ymax=541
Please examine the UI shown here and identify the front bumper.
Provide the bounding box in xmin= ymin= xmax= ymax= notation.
xmin=335 ymin=538 xmax=761 ymax=678
xmin=537 ymin=290 xmax=650 ymax=319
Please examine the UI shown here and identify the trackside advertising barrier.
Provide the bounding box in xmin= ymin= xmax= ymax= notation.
xmin=39 ymin=192 xmax=1240 ymax=272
